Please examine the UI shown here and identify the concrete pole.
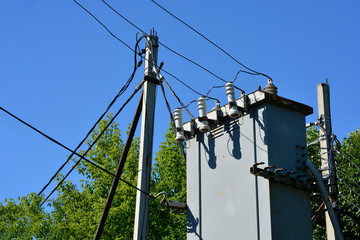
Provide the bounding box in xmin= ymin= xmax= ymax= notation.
xmin=317 ymin=82 xmax=338 ymax=240
xmin=133 ymin=32 xmax=158 ymax=240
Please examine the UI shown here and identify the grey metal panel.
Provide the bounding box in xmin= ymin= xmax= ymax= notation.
xmin=251 ymin=106 xmax=273 ymax=240
xmin=187 ymin=101 xmax=312 ymax=240
xmin=187 ymin=112 xmax=275 ymax=239
xmin=187 ymin=136 xmax=201 ymax=240
xmin=264 ymin=104 xmax=312 ymax=240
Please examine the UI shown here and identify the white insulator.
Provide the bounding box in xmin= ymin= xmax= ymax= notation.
xmin=197 ymin=96 xmax=210 ymax=132
xmin=225 ymin=82 xmax=240 ymax=118
xmin=173 ymin=108 xmax=186 ymax=142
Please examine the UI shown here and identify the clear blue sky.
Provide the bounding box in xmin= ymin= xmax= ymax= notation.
xmin=1 ymin=1 xmax=359 ymax=203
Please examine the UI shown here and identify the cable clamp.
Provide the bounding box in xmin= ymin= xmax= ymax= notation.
xmin=144 ymin=76 xmax=160 ymax=85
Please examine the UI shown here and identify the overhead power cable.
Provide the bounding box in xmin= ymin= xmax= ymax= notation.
xmin=338 ymin=178 xmax=360 ymax=198
xmin=150 ymin=0 xmax=271 ymax=79
xmin=73 ymin=0 xmax=133 ymax=52
xmin=40 ymin=83 xmax=144 ymax=207
xmin=335 ymin=149 xmax=360 ymax=172
xmin=0 ymin=107 xmax=116 ymax=176
xmin=37 ymin=35 xmax=144 ymax=197
xmin=74 ymin=0 xmax=211 ymax=98
xmin=153 ymin=63 xmax=187 ymax=162
xmin=0 ymin=105 xmax=153 ymax=200
xmin=100 ymin=0 xmax=228 ymax=83
xmin=339 ymin=193 xmax=360 ymax=212
xmin=337 ymin=169 xmax=360 ymax=190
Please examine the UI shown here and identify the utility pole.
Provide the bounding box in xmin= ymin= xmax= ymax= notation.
xmin=133 ymin=31 xmax=159 ymax=240
xmin=317 ymin=82 xmax=338 ymax=240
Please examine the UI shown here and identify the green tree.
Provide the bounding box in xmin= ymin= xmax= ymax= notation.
xmin=0 ymin=193 xmax=51 ymax=239
xmin=0 ymin=117 xmax=186 ymax=239
xmin=308 ymin=127 xmax=360 ymax=239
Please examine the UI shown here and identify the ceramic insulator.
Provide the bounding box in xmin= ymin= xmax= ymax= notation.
xmin=225 ymin=82 xmax=240 ymax=118
xmin=173 ymin=108 xmax=186 ymax=142
xmin=197 ymin=96 xmax=210 ymax=132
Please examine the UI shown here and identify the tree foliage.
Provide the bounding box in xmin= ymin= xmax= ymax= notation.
xmin=0 ymin=117 xmax=186 ymax=239
xmin=308 ymin=127 xmax=360 ymax=239
xmin=2 ymin=114 xmax=359 ymax=240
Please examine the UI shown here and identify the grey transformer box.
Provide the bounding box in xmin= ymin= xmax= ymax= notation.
xmin=183 ymin=90 xmax=313 ymax=240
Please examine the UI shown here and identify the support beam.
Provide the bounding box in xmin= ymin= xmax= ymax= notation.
xmin=93 ymin=91 xmax=143 ymax=240
xmin=133 ymin=32 xmax=159 ymax=240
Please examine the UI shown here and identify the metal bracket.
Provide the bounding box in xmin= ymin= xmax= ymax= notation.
xmin=144 ymin=75 xmax=160 ymax=85
xmin=250 ymin=163 xmax=315 ymax=191
xmin=154 ymin=192 xmax=187 ymax=211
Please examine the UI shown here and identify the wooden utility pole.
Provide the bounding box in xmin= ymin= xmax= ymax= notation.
xmin=133 ymin=31 xmax=159 ymax=240
xmin=317 ymin=82 xmax=338 ymax=240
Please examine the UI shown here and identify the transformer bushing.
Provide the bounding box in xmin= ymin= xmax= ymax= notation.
xmin=173 ymin=108 xmax=186 ymax=142
xmin=225 ymin=82 xmax=240 ymax=118
xmin=197 ymin=96 xmax=210 ymax=132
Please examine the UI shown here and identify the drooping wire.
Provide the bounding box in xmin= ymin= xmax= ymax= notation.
xmin=100 ymin=0 xmax=228 ymax=83
xmin=179 ymin=85 xmax=223 ymax=110
xmin=40 ymin=83 xmax=144 ymax=207
xmin=232 ymin=69 xmax=261 ymax=85
xmin=339 ymin=193 xmax=360 ymax=212
xmin=335 ymin=149 xmax=360 ymax=172
xmin=337 ymin=169 xmax=360 ymax=190
xmin=338 ymin=178 xmax=360 ymax=198
xmin=153 ymin=62 xmax=187 ymax=162
xmin=73 ymin=0 xmax=133 ymax=52
xmin=0 ymin=106 xmax=124 ymax=178
xmin=150 ymin=0 xmax=271 ymax=79
xmin=74 ymin=0 xmax=211 ymax=98
xmin=160 ymin=74 xmax=195 ymax=119
xmin=37 ymin=36 xmax=145 ymax=197
xmin=0 ymin=104 xmax=155 ymax=199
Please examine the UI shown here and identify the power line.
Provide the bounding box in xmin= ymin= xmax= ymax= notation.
xmin=335 ymin=149 xmax=360 ymax=173
xmin=100 ymin=0 xmax=228 ymax=83
xmin=0 ymin=104 xmax=153 ymax=201
xmin=154 ymin=63 xmax=187 ymax=162
xmin=150 ymin=0 xmax=271 ymax=80
xmin=40 ymin=83 xmax=144 ymax=207
xmin=339 ymin=193 xmax=360 ymax=212
xmin=159 ymin=72 xmax=195 ymax=119
xmin=0 ymin=107 xmax=116 ymax=177
xmin=338 ymin=178 xmax=360 ymax=198
xmin=74 ymin=0 xmax=211 ymax=98
xmin=337 ymin=169 xmax=360 ymax=190
xmin=73 ymin=0 xmax=133 ymax=52
xmin=37 ymin=36 xmax=143 ymax=197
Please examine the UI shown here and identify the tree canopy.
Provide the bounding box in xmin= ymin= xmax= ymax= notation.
xmin=308 ymin=127 xmax=360 ymax=239
xmin=1 ymin=115 xmax=359 ymax=239
xmin=0 ymin=117 xmax=186 ymax=239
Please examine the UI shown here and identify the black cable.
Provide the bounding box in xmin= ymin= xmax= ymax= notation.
xmin=75 ymin=0 xmax=211 ymax=99
xmin=101 ymin=0 xmax=228 ymax=83
xmin=155 ymin=66 xmax=187 ymax=162
xmin=160 ymin=68 xmax=205 ymax=96
xmin=37 ymin=37 xmax=144 ymax=197
xmin=74 ymin=0 xmax=134 ymax=52
xmin=160 ymin=75 xmax=195 ymax=119
xmin=40 ymin=83 xmax=143 ymax=207
xmin=0 ymin=106 xmax=120 ymax=178
xmin=151 ymin=0 xmax=271 ymax=80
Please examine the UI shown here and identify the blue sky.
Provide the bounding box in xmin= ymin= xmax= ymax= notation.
xmin=1 ymin=1 xmax=359 ymax=203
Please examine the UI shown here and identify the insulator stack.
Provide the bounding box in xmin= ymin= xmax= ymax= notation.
xmin=173 ymin=108 xmax=186 ymax=142
xmin=225 ymin=82 xmax=240 ymax=118
xmin=197 ymin=96 xmax=210 ymax=132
